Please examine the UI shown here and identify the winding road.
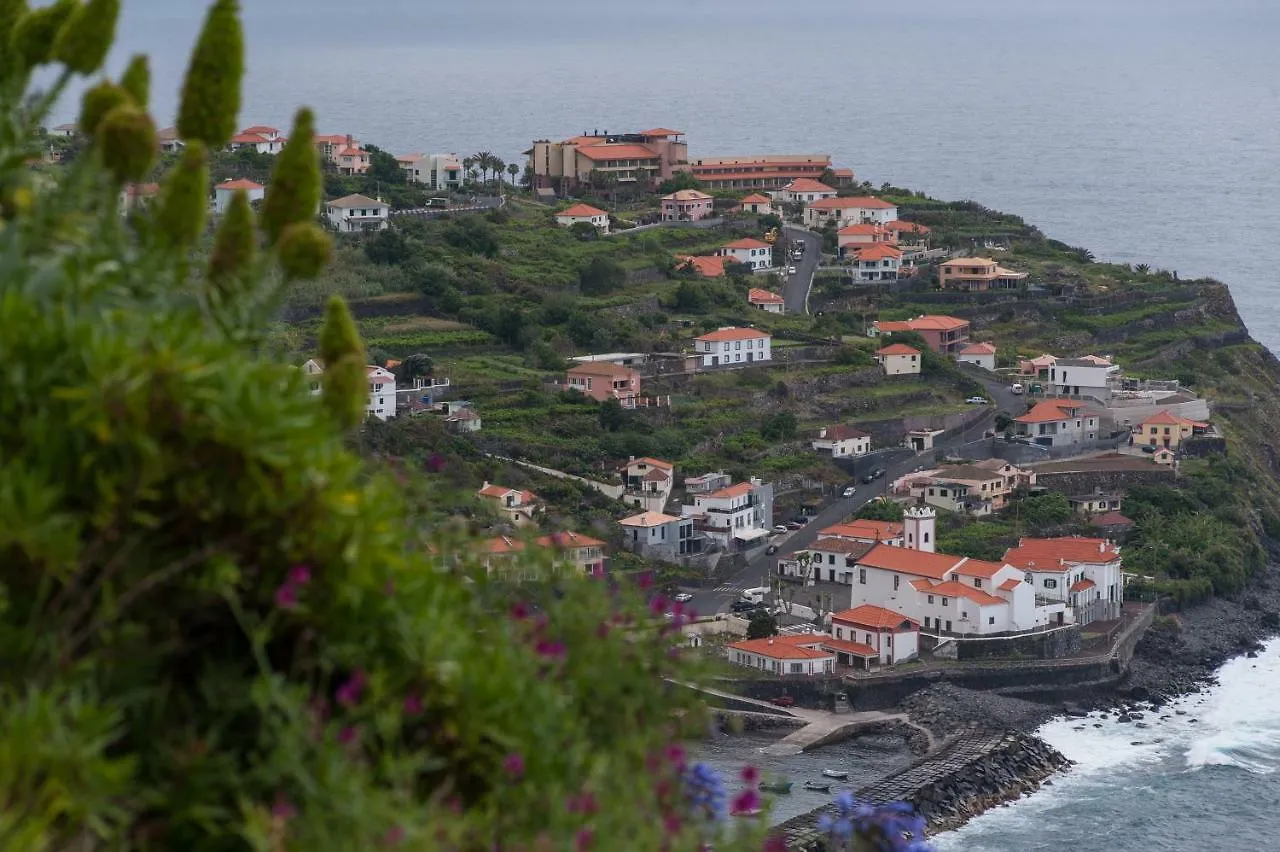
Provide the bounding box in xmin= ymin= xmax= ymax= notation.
xmin=781 ymin=226 xmax=822 ymax=315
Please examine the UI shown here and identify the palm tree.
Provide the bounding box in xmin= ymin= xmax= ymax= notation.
xmin=462 ymin=157 xmax=475 ymax=185
xmin=490 ymin=157 xmax=505 ymax=190
xmin=473 ymin=150 xmax=494 ymax=185
xmin=507 ymin=162 xmax=519 ymax=186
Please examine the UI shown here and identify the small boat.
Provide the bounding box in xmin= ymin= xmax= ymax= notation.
xmin=803 ymin=781 xmax=832 ymax=793
xmin=822 ymin=769 xmax=849 ymax=780
xmin=758 ymin=780 xmax=793 ymax=794
xmin=733 ymin=807 xmax=763 ymax=818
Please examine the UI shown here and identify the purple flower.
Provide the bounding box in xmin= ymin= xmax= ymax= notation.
xmin=274 ymin=582 xmax=298 ymax=609
xmin=683 ymin=762 xmax=727 ymax=822
xmin=663 ymin=813 xmax=682 ymax=835
xmin=503 ymin=752 xmax=525 ymax=779
xmin=574 ymin=827 xmax=594 ymax=851
xmin=740 ymin=765 xmax=760 ymax=784
xmin=511 ymin=601 xmax=530 ymax=620
xmin=336 ymin=669 xmax=367 ymax=707
xmin=732 ymin=789 xmax=760 ymax=815
xmin=403 ymin=693 xmax=423 ymax=716
xmin=664 ymin=743 xmax=687 ymax=771
xmin=288 ymin=564 xmax=312 ymax=586
xmin=337 ymin=725 xmax=358 ymax=745
xmin=534 ymin=639 xmax=566 ymax=658
xmin=649 ymin=595 xmax=668 ymax=616
xmin=271 ymin=793 xmax=297 ymax=822
xmin=383 ymin=826 xmax=405 ymax=846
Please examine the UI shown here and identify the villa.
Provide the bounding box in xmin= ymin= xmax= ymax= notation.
xmin=693 ymin=327 xmax=772 ymax=367
xmin=748 ymin=288 xmax=785 ymax=313
xmin=938 ymin=257 xmax=1028 ymax=292
xmin=870 ymin=315 xmax=971 ymax=356
xmin=555 ymin=203 xmax=610 ymax=233
xmin=661 ymin=189 xmax=714 ymax=221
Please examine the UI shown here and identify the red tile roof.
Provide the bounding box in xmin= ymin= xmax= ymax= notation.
xmin=1014 ymin=399 xmax=1086 ymax=424
xmin=229 ymin=133 xmax=269 ymax=144
xmin=924 ymin=580 xmax=1007 ymax=607
xmin=536 ymin=531 xmax=606 ymax=550
xmin=695 ymin=326 xmax=770 ymax=342
xmin=814 ymin=425 xmax=871 ymax=442
xmin=575 ymin=143 xmax=659 ymax=162
xmin=783 ymin=178 xmax=835 ymax=193
xmin=832 ymin=604 xmax=918 ymax=631
xmin=663 ymin=189 xmax=713 ymax=201
xmin=998 ymin=578 xmax=1022 ymax=592
xmin=1003 ymin=537 xmax=1121 ymax=572
xmin=820 ymin=520 xmax=903 ymax=542
xmin=960 ymin=342 xmax=997 ymax=355
xmin=748 ymin=288 xmax=785 ymax=304
xmin=1070 ymin=579 xmax=1097 ymax=593
xmin=619 ymin=511 xmax=682 ymax=528
xmin=637 ymin=127 xmax=683 ymax=137
xmin=240 ymin=125 xmax=279 ymax=134
xmin=874 ymin=315 xmax=969 ymax=332
xmin=821 ymin=638 xmax=879 ymax=657
xmin=808 ymin=196 xmax=896 ymax=210
xmin=478 ymin=484 xmax=537 ymax=503
xmin=677 ymin=255 xmax=729 ymax=277
xmin=857 ymin=545 xmax=965 ymax=580
xmin=740 ymin=193 xmax=773 ymax=204
xmin=1141 ymin=410 xmax=1208 ymax=428
xmin=855 ymin=245 xmax=903 ymax=261
xmin=721 ymin=237 xmax=772 ymax=250
xmin=807 ymin=537 xmax=877 ymax=556
xmin=953 ymin=559 xmax=1007 ymax=579
xmin=885 ymin=219 xmax=931 ymax=234
xmin=877 ymin=344 xmax=920 ymax=356
xmin=568 ymin=361 xmax=636 ymax=378
xmin=838 ymin=223 xmax=890 ymax=236
xmin=706 ymin=482 xmax=753 ymax=500
xmin=1090 ymin=510 xmax=1134 ymax=529
xmin=217 ymin=178 xmax=263 ymax=191
xmin=557 ymin=203 xmax=607 ymax=218
xmin=728 ymin=634 xmax=833 ymax=660
xmin=623 ymin=457 xmax=675 ymax=471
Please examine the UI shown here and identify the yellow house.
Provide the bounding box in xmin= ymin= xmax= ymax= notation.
xmin=1138 ymin=410 xmax=1208 ymax=449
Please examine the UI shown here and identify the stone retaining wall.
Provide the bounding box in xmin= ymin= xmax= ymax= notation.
xmin=1034 ymin=467 xmax=1174 ymax=496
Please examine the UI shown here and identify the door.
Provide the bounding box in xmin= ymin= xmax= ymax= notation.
xmin=945 ymin=620 xmax=952 ymax=632
xmin=747 ymin=352 xmax=754 ymax=363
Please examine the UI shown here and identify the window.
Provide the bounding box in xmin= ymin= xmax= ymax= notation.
xmin=790 ymin=663 xmax=803 ymax=674
xmin=1044 ymin=579 xmax=1058 ymax=589
xmin=924 ymin=532 xmax=930 ymax=543
xmin=859 ymin=568 xmax=866 ymax=584
xmin=974 ymin=579 xmax=982 ymax=588
xmin=835 ymin=627 xmax=843 ymax=639
xmin=942 ymin=598 xmax=949 ymax=606
xmin=989 ymin=616 xmax=996 ymax=625
xmin=828 ymin=554 xmax=835 ymax=565
xmin=865 ymin=633 xmax=872 ymax=644
xmin=893 ymin=575 xmax=900 ymax=591
xmin=927 ymin=595 xmax=934 ymax=604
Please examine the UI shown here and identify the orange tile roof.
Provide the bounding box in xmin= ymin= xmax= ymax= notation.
xmin=877 ymin=344 xmax=920 ymax=356
xmin=1014 ymin=399 xmax=1086 ymax=424
xmin=677 ymin=255 xmax=729 ymax=277
xmin=909 ymin=578 xmax=933 ymax=591
xmin=638 ymin=127 xmax=683 ymax=136
xmin=1003 ymin=537 xmax=1121 ymax=572
xmin=832 ymin=167 xmax=855 ymax=177
xmin=623 ymin=457 xmax=674 ymax=471
xmin=998 ymin=578 xmax=1022 ymax=592
xmin=740 ymin=193 xmax=773 ymax=204
xmin=943 ymin=257 xmax=999 ymax=268
xmin=885 ymin=219 xmax=931 ymax=234
xmin=748 ymin=288 xmax=785 ymax=304
xmin=924 ymin=581 xmax=1007 ymax=607
xmin=706 ymin=482 xmax=753 ymax=500
xmin=125 ymin=182 xmax=159 ymax=197
xmin=1070 ymin=579 xmax=1097 ymax=593
xmin=820 ymin=519 xmax=903 ymax=542
xmin=783 ymin=178 xmax=836 ymax=193
xmin=663 ymin=189 xmax=713 ymax=201
xmin=339 ymin=147 xmax=365 ymax=157
xmin=832 ymin=604 xmax=919 ymax=630
xmin=1091 ymin=511 xmax=1134 ymax=528
xmin=875 ymin=315 xmax=968 ymax=332
xmin=567 ymin=361 xmax=636 ymax=378
xmin=241 ymin=125 xmax=279 ymax=134
xmin=478 ymin=483 xmax=534 ymax=501
xmin=953 ymin=559 xmax=1007 ymax=579
xmin=229 ymin=133 xmax=269 ymax=144
xmin=482 ymin=535 xmax=526 ymax=555
xmin=558 ymin=203 xmax=607 ymax=218
xmin=619 ymin=511 xmax=682 ymax=528
xmin=808 ymin=196 xmax=896 ymax=210
xmin=814 ymin=425 xmax=871 ymax=442
xmin=728 ymin=634 xmax=833 ymax=660
xmin=821 ymin=638 xmax=879 ymax=657
xmin=217 ymin=178 xmax=263 ymax=191
xmin=695 ymin=326 xmax=770 ymax=342
xmin=536 ymin=531 xmax=606 ymax=550
xmin=1141 ymin=410 xmax=1207 ymax=428
xmin=855 ymin=245 xmax=903 ymax=261
xmin=721 ymin=237 xmax=772 ymax=250
xmin=807 ymin=537 xmax=877 ymax=556
xmin=857 ymin=545 xmax=965 ymax=580
xmin=838 ymin=223 xmax=890 ymax=236
xmin=575 ymin=143 xmax=659 ymax=162
xmin=960 ymin=342 xmax=997 ymax=355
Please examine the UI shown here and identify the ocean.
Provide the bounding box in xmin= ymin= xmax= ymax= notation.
xmin=95 ymin=1 xmax=1280 ymax=846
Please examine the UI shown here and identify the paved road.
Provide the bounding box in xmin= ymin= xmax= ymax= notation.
xmin=684 ymin=411 xmax=997 ymax=617
xmin=395 ymin=195 xmax=505 ymax=217
xmin=957 ymin=362 xmax=1025 ymax=415
xmin=781 ymin=226 xmax=821 ymax=314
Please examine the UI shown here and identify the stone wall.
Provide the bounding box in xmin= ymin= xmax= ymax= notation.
xmin=1033 ymin=467 xmax=1174 ymax=496
xmin=956 ymin=626 xmax=1082 ymax=662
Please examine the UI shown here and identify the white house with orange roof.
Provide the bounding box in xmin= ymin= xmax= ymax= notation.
xmin=301 ymin=359 xmax=396 ymax=421
xmin=1003 ymin=537 xmax=1124 ymax=625
xmin=876 ymin=343 xmax=921 ymax=376
xmin=619 ymin=511 xmax=699 ymax=561
xmin=870 ymin=315 xmax=971 ymax=356
xmin=693 ymin=327 xmax=772 ymax=367
xmin=848 ymin=244 xmax=903 ymax=281
xmin=118 ymin=182 xmax=159 ymax=215
xmin=476 ymin=482 xmax=541 ymax=527
xmin=827 ymin=605 xmax=920 ymax=668
xmin=681 ymin=477 xmax=774 ymax=549
xmin=778 ymin=178 xmax=837 ymax=205
xmin=811 ymin=425 xmax=871 ymax=458
xmin=336 ymin=146 xmax=370 ymax=175
xmin=555 ymin=202 xmax=610 ymax=233
xmin=228 ymin=126 xmax=284 ymax=155
xmin=621 ymin=457 xmax=675 ymax=513
xmin=1012 ymin=399 xmax=1100 ymax=447
xmin=748 ymin=288 xmax=785 ymax=313
xmin=326 ymin=194 xmax=390 ymax=233
xmin=715 ymin=238 xmax=773 ymax=270
xmin=213 ymin=178 xmax=264 ymax=214
xmin=837 ymin=223 xmax=896 ymax=252
xmin=479 ymin=531 xmax=607 ymax=579
xmin=726 ymin=635 xmax=835 ymax=676
xmin=957 ymin=342 xmax=998 ymax=371
xmin=676 ymin=255 xmax=730 ymax=278
xmin=819 ymin=519 xmax=905 ymax=548
xmin=740 ymin=193 xmax=774 ymax=215
xmin=804 ymin=196 xmax=898 ymax=229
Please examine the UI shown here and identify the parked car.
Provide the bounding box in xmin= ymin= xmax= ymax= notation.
xmin=842 ymin=486 xmax=856 ymax=498
xmin=673 ymin=592 xmax=694 ymax=603
xmin=862 ymin=468 xmax=886 ymax=483
xmin=1141 ymin=444 xmax=1157 ymax=454
xmin=786 ymin=521 xmax=804 ymax=531
xmin=790 ymin=516 xmax=810 ymax=526
xmin=772 ymin=525 xmax=789 ymax=535
xmin=1010 ymin=383 xmax=1024 ymax=395
xmin=770 ymin=696 xmax=796 ymax=707
xmin=966 ymin=396 xmax=988 ymax=404
xmin=730 ymin=600 xmax=763 ymax=614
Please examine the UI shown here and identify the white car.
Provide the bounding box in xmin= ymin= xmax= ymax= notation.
xmin=673 ymin=592 xmax=694 ymax=604
xmin=772 ymin=525 xmax=789 ymax=535
xmin=787 ymin=266 xmax=797 ymax=274
xmin=842 ymin=486 xmax=856 ymax=498
xmin=966 ymin=396 xmax=988 ymax=404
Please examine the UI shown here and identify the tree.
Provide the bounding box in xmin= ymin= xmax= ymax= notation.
xmin=396 ymin=353 xmax=434 ymax=382
xmin=760 ymin=411 xmax=798 ymax=441
xmin=746 ymin=611 xmax=778 ymax=639
xmin=490 ymin=156 xmax=505 ymax=189
xmin=657 ymin=171 xmax=702 ymax=194
xmin=578 ymin=256 xmax=626 ymax=295
xmin=442 ymin=215 xmax=499 ymax=257
xmin=598 ymin=398 xmax=627 ymax=432
xmin=363 ymin=227 xmax=409 ymax=265
xmin=364 ymin=144 xmax=405 ymax=186
xmin=568 ymin=221 xmax=599 ymax=241
xmin=758 ymin=213 xmax=783 ymax=231
xmin=858 ymin=498 xmax=904 ymax=522
xmin=507 ymin=162 xmax=519 ymax=186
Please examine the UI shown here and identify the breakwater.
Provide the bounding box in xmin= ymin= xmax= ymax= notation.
xmin=773 ymin=730 xmax=1068 ymax=849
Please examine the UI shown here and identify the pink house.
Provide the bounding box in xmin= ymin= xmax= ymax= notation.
xmin=661 ymin=189 xmax=714 ymax=222
xmin=566 ymin=362 xmax=641 ymax=408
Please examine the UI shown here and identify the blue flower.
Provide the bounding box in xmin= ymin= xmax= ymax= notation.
xmin=682 ymin=761 xmax=727 ymax=822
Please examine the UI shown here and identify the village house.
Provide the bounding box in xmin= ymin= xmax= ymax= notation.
xmin=804 ymin=196 xmax=898 ymax=229
xmin=739 ymin=192 xmax=774 ymax=215
xmin=1045 ymin=357 xmax=1123 ymax=402
xmin=1012 ymin=399 xmax=1101 ymax=447
xmin=1068 ymin=490 xmax=1124 ymax=516
xmin=118 ymin=182 xmax=158 ymax=215
xmin=618 ymin=511 xmax=701 ymax=561
xmin=213 ymin=178 xmax=264 ymax=213
xmin=620 ymin=457 xmax=675 ymax=512
xmin=715 ymin=238 xmax=773 ymax=271
xmin=681 ymin=478 xmax=774 ymax=550
xmin=789 ymin=537 xmax=875 ymax=585
xmin=565 ymin=361 xmax=641 ymax=408
xmin=689 ymin=154 xmax=836 ymax=191
xmin=1138 ymin=410 xmax=1210 ymax=449
xmin=554 ymin=202 xmax=610 ymax=234
xmin=820 ymin=519 xmax=906 ymax=547
xmin=1003 ymin=537 xmax=1124 ymax=625
xmin=957 ymin=342 xmax=998 ymax=371
xmin=938 ymin=257 xmax=1029 ymax=292
xmin=837 ymin=223 xmax=895 ymax=252
xmin=726 ymin=634 xmax=835 ymax=676
xmin=1153 ymin=446 xmax=1177 ymax=465
xmin=684 ymin=471 xmax=732 ymax=495
xmin=827 ymin=605 xmax=920 ymax=669
xmin=480 ymin=531 xmax=607 ymax=579
xmin=778 ymin=178 xmax=837 ymax=205
xmin=476 ymin=483 xmax=541 ymax=527
xmin=971 ymin=458 xmax=1037 ymax=491
xmin=51 ymin=122 xmax=78 ymax=137
xmin=1019 ymin=353 xmax=1058 ymax=379
xmin=661 ymin=189 xmax=714 ymax=221
xmin=811 ymin=425 xmax=872 ymax=458
xmin=1091 ymin=510 xmax=1135 ymax=536
xmin=916 ymin=463 xmax=1012 ymax=509
xmin=572 ymin=352 xmax=648 ymax=369
xmin=884 ymin=220 xmax=931 ymax=256
xmin=876 ymin=344 xmax=921 ymax=376
xmin=527 ymin=128 xmax=688 ymax=191
xmin=693 ymin=327 xmax=772 ymax=367
xmin=325 ymin=194 xmax=390 ymax=233
xmin=301 ymin=360 xmax=397 ymax=421
xmin=228 ymin=125 xmax=284 ymax=155
xmin=848 ymin=244 xmax=903 ymax=281
xmin=155 ymin=126 xmax=183 ymax=153
xmin=443 ymin=406 xmax=482 ymax=433
xmin=870 ymin=315 xmax=970 ymax=356
xmin=336 ymin=147 xmax=370 ymax=175
xmin=676 ymin=255 xmax=730 ymax=277
xmin=916 ymin=478 xmax=994 ymax=517
xmin=396 ymin=153 xmax=464 ymax=190
xmin=748 ymin=288 xmax=785 ymax=313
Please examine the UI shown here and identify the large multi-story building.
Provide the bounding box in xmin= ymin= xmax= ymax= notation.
xmin=689 ymin=155 xmax=843 ymax=191
xmin=681 ymin=478 xmax=774 ymax=549
xmin=870 ymin=315 xmax=971 ymax=356
xmin=396 ymin=153 xmax=464 ymax=190
xmin=526 ymin=128 xmax=688 ymax=191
